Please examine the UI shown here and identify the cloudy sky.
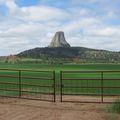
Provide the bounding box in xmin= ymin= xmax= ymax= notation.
xmin=0 ymin=0 xmax=120 ymax=55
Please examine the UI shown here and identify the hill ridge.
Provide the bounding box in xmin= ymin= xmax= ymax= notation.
xmin=17 ymin=46 xmax=120 ymax=63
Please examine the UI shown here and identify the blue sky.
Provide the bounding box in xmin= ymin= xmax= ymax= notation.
xmin=16 ymin=0 xmax=39 ymax=7
xmin=0 ymin=0 xmax=120 ymax=55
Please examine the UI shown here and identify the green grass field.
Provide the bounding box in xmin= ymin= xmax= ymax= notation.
xmin=0 ymin=63 xmax=120 ymax=99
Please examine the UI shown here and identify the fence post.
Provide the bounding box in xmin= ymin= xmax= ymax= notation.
xmin=53 ymin=71 xmax=56 ymax=102
xmin=101 ymin=71 xmax=104 ymax=103
xmin=60 ymin=71 xmax=63 ymax=102
xmin=19 ymin=70 xmax=21 ymax=98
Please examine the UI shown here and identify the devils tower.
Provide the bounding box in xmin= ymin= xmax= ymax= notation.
xmin=49 ymin=31 xmax=70 ymax=47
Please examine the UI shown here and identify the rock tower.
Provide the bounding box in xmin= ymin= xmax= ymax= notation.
xmin=49 ymin=31 xmax=70 ymax=47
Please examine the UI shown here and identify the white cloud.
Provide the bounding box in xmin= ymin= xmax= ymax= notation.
xmin=17 ymin=5 xmax=70 ymax=22
xmin=5 ymin=0 xmax=18 ymax=15
xmin=0 ymin=0 xmax=120 ymax=55
xmin=0 ymin=0 xmax=18 ymax=14
xmin=86 ymin=27 xmax=120 ymax=38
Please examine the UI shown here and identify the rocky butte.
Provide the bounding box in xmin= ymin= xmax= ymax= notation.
xmin=49 ymin=31 xmax=70 ymax=47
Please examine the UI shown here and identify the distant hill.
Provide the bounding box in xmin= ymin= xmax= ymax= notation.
xmin=1 ymin=31 xmax=119 ymax=64
xmin=17 ymin=31 xmax=120 ymax=63
xmin=17 ymin=47 xmax=120 ymax=63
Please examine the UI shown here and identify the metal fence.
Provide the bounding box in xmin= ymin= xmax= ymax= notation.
xmin=0 ymin=69 xmax=120 ymax=103
xmin=0 ymin=69 xmax=55 ymax=102
xmin=60 ymin=70 xmax=120 ymax=103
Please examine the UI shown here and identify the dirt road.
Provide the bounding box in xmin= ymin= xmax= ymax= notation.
xmin=0 ymin=98 xmax=109 ymax=120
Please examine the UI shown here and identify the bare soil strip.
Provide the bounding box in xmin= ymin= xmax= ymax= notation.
xmin=0 ymin=97 xmax=119 ymax=120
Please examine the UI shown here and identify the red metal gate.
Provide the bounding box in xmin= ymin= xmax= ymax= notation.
xmin=60 ymin=70 xmax=120 ymax=103
xmin=0 ymin=69 xmax=56 ymax=102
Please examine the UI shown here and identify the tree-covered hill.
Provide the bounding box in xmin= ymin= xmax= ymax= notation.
xmin=17 ymin=47 xmax=120 ymax=63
